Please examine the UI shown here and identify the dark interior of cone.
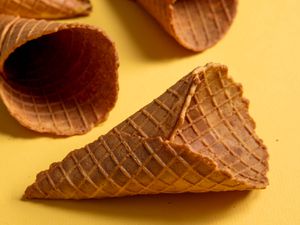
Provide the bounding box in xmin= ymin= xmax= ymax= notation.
xmin=172 ymin=0 xmax=236 ymax=51
xmin=2 ymin=27 xmax=118 ymax=135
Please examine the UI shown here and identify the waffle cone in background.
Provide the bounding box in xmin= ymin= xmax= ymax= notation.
xmin=136 ymin=0 xmax=238 ymax=52
xmin=0 ymin=0 xmax=91 ymax=19
xmin=0 ymin=15 xmax=119 ymax=136
xmin=24 ymin=63 xmax=269 ymax=200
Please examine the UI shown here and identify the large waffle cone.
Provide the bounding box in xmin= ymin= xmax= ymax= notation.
xmin=0 ymin=0 xmax=91 ymax=19
xmin=24 ymin=63 xmax=268 ymax=199
xmin=136 ymin=0 xmax=238 ymax=52
xmin=0 ymin=15 xmax=119 ymax=136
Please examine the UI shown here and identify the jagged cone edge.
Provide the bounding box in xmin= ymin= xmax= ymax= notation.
xmin=0 ymin=0 xmax=92 ymax=19
xmin=0 ymin=14 xmax=119 ymax=136
xmin=24 ymin=63 xmax=269 ymax=200
xmin=136 ymin=0 xmax=238 ymax=52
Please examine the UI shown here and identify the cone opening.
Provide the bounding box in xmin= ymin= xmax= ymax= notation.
xmin=1 ymin=27 xmax=118 ymax=135
xmin=171 ymin=0 xmax=237 ymax=51
xmin=172 ymin=65 xmax=268 ymax=187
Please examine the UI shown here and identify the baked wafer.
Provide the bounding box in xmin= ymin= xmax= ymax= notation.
xmin=136 ymin=0 xmax=238 ymax=52
xmin=24 ymin=63 xmax=268 ymax=199
xmin=0 ymin=0 xmax=91 ymax=19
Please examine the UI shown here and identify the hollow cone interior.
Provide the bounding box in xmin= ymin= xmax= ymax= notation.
xmin=0 ymin=15 xmax=119 ymax=136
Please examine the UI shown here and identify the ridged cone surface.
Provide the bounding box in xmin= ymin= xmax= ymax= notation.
xmin=0 ymin=14 xmax=119 ymax=136
xmin=136 ymin=0 xmax=237 ymax=52
xmin=0 ymin=0 xmax=91 ymax=19
xmin=24 ymin=63 xmax=269 ymax=200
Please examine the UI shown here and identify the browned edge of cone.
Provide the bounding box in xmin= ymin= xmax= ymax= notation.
xmin=0 ymin=14 xmax=119 ymax=136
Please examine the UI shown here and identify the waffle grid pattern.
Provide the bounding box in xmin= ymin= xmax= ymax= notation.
xmin=115 ymin=74 xmax=193 ymax=139
xmin=2 ymin=83 xmax=100 ymax=132
xmin=0 ymin=0 xmax=91 ymax=19
xmin=24 ymin=64 xmax=268 ymax=199
xmin=136 ymin=0 xmax=237 ymax=51
xmin=28 ymin=132 xmax=248 ymax=199
xmin=172 ymin=0 xmax=234 ymax=47
xmin=0 ymin=17 xmax=60 ymax=61
xmin=173 ymin=66 xmax=268 ymax=186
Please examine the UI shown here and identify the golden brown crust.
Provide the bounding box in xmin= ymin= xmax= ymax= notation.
xmin=136 ymin=0 xmax=238 ymax=52
xmin=24 ymin=63 xmax=268 ymax=200
xmin=0 ymin=0 xmax=92 ymax=19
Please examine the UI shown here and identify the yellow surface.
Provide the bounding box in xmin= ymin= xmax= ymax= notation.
xmin=0 ymin=0 xmax=299 ymax=224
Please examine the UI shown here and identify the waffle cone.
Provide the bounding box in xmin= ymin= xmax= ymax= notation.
xmin=24 ymin=63 xmax=268 ymax=199
xmin=0 ymin=15 xmax=119 ymax=136
xmin=136 ymin=0 xmax=238 ymax=52
xmin=0 ymin=0 xmax=91 ymax=19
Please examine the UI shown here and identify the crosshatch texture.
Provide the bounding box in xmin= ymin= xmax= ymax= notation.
xmin=24 ymin=63 xmax=269 ymax=199
xmin=136 ymin=0 xmax=238 ymax=51
xmin=0 ymin=0 xmax=92 ymax=19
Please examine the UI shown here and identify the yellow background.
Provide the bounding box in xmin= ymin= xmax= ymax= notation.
xmin=1 ymin=0 xmax=299 ymax=224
